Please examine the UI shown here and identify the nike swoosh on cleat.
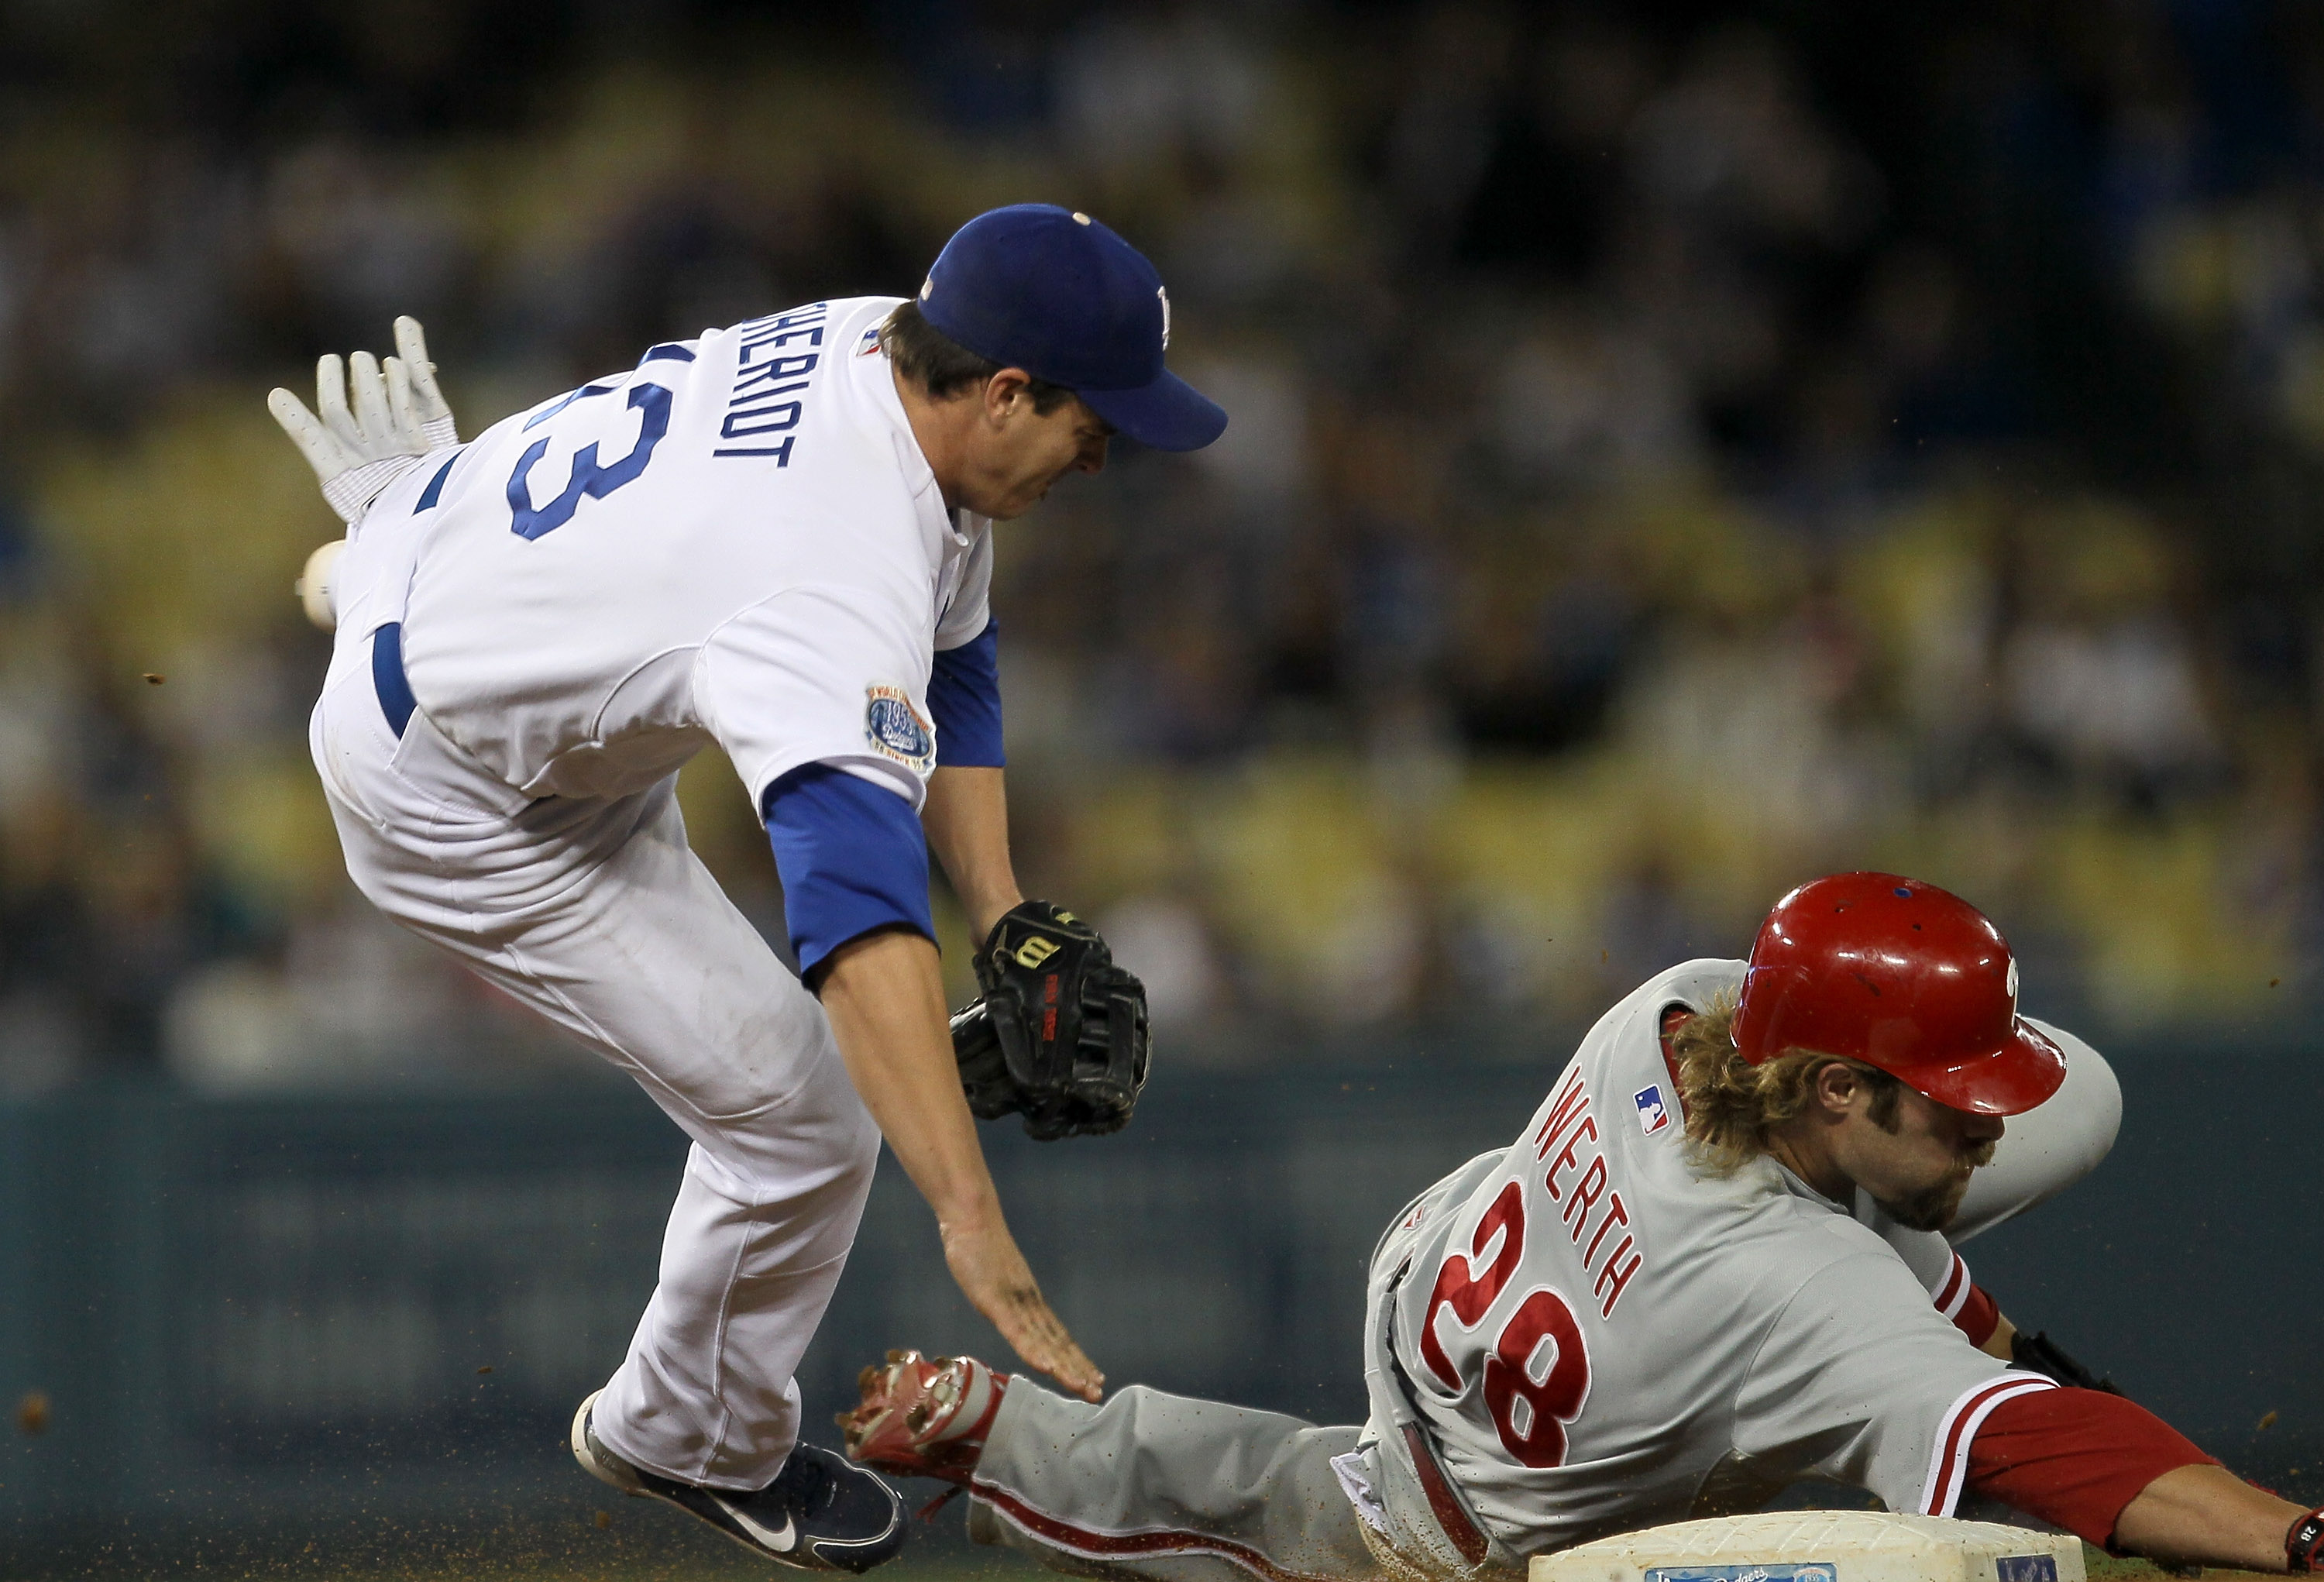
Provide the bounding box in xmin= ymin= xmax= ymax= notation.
xmin=717 ymin=1498 xmax=798 ymax=1553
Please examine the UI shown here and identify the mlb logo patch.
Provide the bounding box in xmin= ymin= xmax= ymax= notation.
xmin=1634 ymin=1084 xmax=1670 ymax=1137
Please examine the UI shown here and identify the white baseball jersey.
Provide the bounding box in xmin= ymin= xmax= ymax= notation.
xmin=382 ymin=296 xmax=991 ymax=806
xmin=1387 ymin=960 xmax=2054 ymax=1554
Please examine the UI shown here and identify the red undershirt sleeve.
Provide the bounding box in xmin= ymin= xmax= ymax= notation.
xmin=1954 ymin=1282 xmax=2000 ymax=1349
xmin=1967 ymin=1386 xmax=2219 ymax=1547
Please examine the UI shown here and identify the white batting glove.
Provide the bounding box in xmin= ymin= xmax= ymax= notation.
xmin=267 ymin=316 xmax=459 ymax=524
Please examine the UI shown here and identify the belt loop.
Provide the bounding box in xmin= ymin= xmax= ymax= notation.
xmin=372 ymin=621 xmax=416 ymax=738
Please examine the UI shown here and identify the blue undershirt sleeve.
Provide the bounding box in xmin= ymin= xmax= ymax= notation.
xmin=761 ymin=764 xmax=934 ymax=978
xmin=927 ymin=617 xmax=1004 ymax=768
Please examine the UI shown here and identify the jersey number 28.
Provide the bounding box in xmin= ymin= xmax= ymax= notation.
xmin=1418 ymin=1181 xmax=1593 ymax=1468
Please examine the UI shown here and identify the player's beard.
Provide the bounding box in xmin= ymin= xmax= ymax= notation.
xmin=1876 ymin=1138 xmax=1999 ymax=1232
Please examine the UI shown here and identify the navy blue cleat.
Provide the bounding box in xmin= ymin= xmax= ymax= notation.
xmin=572 ymin=1391 xmax=907 ymax=1573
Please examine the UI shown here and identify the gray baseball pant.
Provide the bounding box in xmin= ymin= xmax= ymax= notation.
xmin=962 ymin=1157 xmax=1521 ymax=1582
xmin=967 ymin=1385 xmax=1376 ymax=1582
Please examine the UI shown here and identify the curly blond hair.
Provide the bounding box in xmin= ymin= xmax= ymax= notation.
xmin=1670 ymin=998 xmax=1902 ymax=1174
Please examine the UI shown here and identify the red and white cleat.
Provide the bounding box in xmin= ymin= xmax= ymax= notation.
xmin=838 ymin=1350 xmax=1008 ymax=1485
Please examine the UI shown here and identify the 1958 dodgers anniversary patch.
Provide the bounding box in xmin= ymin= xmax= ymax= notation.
xmin=865 ymin=683 xmax=936 ymax=773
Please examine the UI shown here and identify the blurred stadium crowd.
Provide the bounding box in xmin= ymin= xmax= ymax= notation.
xmin=2 ymin=0 xmax=2323 ymax=1091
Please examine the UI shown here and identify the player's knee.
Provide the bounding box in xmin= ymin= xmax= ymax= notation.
xmin=777 ymin=1092 xmax=879 ymax=1201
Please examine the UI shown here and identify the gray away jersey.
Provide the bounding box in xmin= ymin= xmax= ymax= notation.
xmin=1387 ymin=960 xmax=2055 ymax=1555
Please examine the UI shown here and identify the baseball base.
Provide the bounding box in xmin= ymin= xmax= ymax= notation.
xmin=1531 ymin=1511 xmax=2085 ymax=1582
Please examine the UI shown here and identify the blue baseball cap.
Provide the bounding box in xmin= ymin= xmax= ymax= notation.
xmin=917 ymin=204 xmax=1227 ymax=452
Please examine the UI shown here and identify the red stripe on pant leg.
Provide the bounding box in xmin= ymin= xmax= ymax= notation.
xmin=971 ymin=1481 xmax=1342 ymax=1582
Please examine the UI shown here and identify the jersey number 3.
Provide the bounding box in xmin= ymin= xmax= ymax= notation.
xmin=507 ymin=382 xmax=673 ymax=541
xmin=1418 ymin=1181 xmax=1593 ymax=1469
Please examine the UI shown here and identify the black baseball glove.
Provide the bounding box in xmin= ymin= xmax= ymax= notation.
xmin=2010 ymin=1328 xmax=2123 ymax=1395
xmin=948 ymin=900 xmax=1150 ymax=1140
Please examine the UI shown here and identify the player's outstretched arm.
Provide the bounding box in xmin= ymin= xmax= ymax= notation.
xmin=920 ymin=766 xmax=1023 ymax=941
xmin=923 ymin=760 xmax=1151 ymax=1140
xmin=1964 ymin=1381 xmax=2315 ymax=1571
xmin=1981 ymin=1314 xmax=2017 ymax=1360
xmin=818 ymin=927 xmax=1104 ymax=1402
xmin=2113 ymin=1463 xmax=2315 ymax=1572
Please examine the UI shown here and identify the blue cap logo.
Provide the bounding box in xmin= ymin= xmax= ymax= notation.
xmin=919 ymin=204 xmax=1226 ymax=452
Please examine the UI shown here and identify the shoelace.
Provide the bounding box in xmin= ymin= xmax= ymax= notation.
xmin=768 ymin=1447 xmax=841 ymax=1518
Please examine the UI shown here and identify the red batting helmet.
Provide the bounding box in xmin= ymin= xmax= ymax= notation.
xmin=1731 ymin=872 xmax=2066 ymax=1116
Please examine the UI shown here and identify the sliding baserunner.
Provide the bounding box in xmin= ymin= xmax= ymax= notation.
xmin=842 ymin=873 xmax=2322 ymax=1580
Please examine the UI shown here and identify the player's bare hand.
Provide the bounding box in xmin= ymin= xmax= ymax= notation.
xmin=940 ymin=1216 xmax=1103 ymax=1402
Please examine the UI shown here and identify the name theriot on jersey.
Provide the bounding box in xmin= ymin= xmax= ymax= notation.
xmin=344 ymin=297 xmax=992 ymax=807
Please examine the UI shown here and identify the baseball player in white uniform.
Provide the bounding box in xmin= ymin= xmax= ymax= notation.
xmin=269 ymin=205 xmax=1226 ymax=1571
xmin=842 ymin=874 xmax=2324 ymax=1580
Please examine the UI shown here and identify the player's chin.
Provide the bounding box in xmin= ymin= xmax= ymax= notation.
xmin=1876 ymin=1170 xmax=1974 ymax=1233
xmin=982 ymin=485 xmax=1051 ymax=521
xmin=1006 ymin=466 xmax=1084 ymax=517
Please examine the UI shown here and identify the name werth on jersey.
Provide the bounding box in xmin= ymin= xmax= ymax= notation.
xmin=716 ymin=303 xmax=830 ymax=463
xmin=1532 ymin=1066 xmax=1645 ymax=1318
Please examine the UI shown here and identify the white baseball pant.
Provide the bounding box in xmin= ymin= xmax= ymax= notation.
xmin=308 ymin=586 xmax=879 ymax=1492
